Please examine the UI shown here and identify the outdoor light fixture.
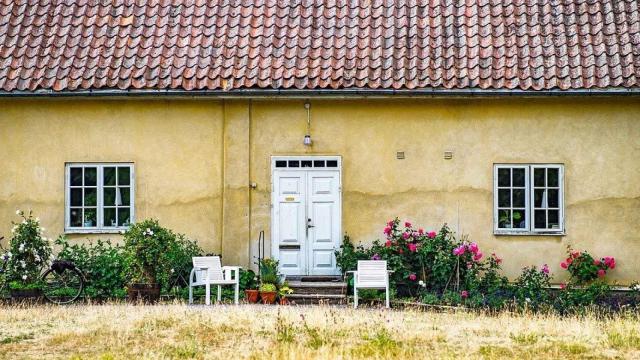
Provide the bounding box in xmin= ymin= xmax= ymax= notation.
xmin=303 ymin=101 xmax=313 ymax=146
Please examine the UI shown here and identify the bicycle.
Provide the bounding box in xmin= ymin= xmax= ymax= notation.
xmin=41 ymin=260 xmax=87 ymax=304
xmin=1 ymin=235 xmax=86 ymax=304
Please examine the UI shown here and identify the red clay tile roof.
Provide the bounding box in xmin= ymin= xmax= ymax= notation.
xmin=1 ymin=0 xmax=639 ymax=93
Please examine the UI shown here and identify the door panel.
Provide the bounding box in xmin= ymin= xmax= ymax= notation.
xmin=273 ymin=172 xmax=306 ymax=276
xmin=307 ymin=171 xmax=341 ymax=275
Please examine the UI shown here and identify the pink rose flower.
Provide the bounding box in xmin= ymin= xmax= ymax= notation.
xmin=408 ymin=243 xmax=417 ymax=252
xmin=594 ymin=259 xmax=601 ymax=266
xmin=453 ymin=245 xmax=466 ymax=256
xmin=385 ymin=240 xmax=392 ymax=248
xmin=402 ymin=232 xmax=410 ymax=240
xmin=473 ymin=252 xmax=483 ymax=261
xmin=418 ymin=228 xmax=424 ymax=235
xmin=461 ymin=290 xmax=468 ymax=298
xmin=541 ymin=264 xmax=550 ymax=274
xmin=408 ymin=273 xmax=417 ymax=281
xmin=560 ymin=283 xmax=566 ymax=290
xmin=597 ymin=269 xmax=606 ymax=278
xmin=383 ymin=226 xmax=392 ymax=235
xmin=468 ymin=242 xmax=479 ymax=254
xmin=560 ymin=262 xmax=568 ymax=269
xmin=387 ymin=220 xmax=394 ymax=227
xmin=405 ymin=221 xmax=412 ymax=228
xmin=492 ymin=253 xmax=502 ymax=264
xmin=427 ymin=231 xmax=437 ymax=239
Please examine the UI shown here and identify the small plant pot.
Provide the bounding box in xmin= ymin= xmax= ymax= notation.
xmin=245 ymin=289 xmax=260 ymax=303
xmin=10 ymin=288 xmax=43 ymax=300
xmin=279 ymin=297 xmax=290 ymax=305
xmin=259 ymin=291 xmax=277 ymax=304
xmin=127 ymin=283 xmax=161 ymax=303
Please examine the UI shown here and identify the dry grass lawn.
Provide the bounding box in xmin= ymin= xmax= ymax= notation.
xmin=1 ymin=303 xmax=639 ymax=359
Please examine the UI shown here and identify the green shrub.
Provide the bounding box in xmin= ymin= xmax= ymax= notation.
xmin=123 ymin=219 xmax=202 ymax=293
xmin=553 ymin=282 xmax=612 ymax=314
xmin=4 ymin=210 xmax=52 ymax=290
xmin=55 ymin=236 xmax=128 ymax=298
xmin=258 ymin=258 xmax=279 ymax=285
xmin=561 ymin=246 xmax=616 ymax=285
xmin=514 ymin=265 xmax=552 ymax=310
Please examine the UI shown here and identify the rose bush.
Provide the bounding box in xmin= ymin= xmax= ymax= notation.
xmin=4 ymin=210 xmax=52 ymax=290
xmin=560 ymin=246 xmax=616 ymax=285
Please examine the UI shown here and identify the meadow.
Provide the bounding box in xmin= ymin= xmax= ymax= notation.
xmin=1 ymin=304 xmax=640 ymax=359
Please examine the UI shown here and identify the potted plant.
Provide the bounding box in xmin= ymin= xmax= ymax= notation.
xmin=5 ymin=210 xmax=52 ymax=300
xmin=123 ymin=219 xmax=177 ymax=303
xmin=258 ymin=258 xmax=279 ymax=304
xmin=241 ymin=269 xmax=259 ymax=303
xmin=278 ymin=284 xmax=293 ymax=305
xmin=259 ymin=283 xmax=277 ymax=304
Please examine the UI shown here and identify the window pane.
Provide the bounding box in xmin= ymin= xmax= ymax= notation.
xmin=70 ymin=188 xmax=82 ymax=206
xmin=313 ymin=160 xmax=325 ymax=167
xmin=512 ymin=209 xmax=526 ymax=228
xmin=288 ymin=160 xmax=299 ymax=168
xmin=534 ymin=189 xmax=546 ymax=208
xmin=104 ymin=167 xmax=116 ymax=186
xmin=547 ymin=168 xmax=559 ymax=187
xmin=535 ymin=210 xmax=546 ymax=229
xmin=498 ymin=210 xmax=511 ymax=228
xmin=498 ymin=189 xmax=511 ymax=207
xmin=70 ymin=208 xmax=82 ymax=227
xmin=118 ymin=167 xmax=130 ymax=185
xmin=548 ymin=189 xmax=559 ymax=208
xmin=301 ymin=160 xmax=312 ymax=168
xmin=534 ymin=168 xmax=545 ymax=187
xmin=84 ymin=208 xmax=97 ymax=227
xmin=104 ymin=187 xmax=116 ymax=206
xmin=120 ymin=187 xmax=130 ymax=206
xmin=497 ymin=168 xmax=510 ymax=187
xmin=104 ymin=208 xmax=117 ymax=227
xmin=84 ymin=188 xmax=97 ymax=206
xmin=513 ymin=189 xmax=525 ymax=208
xmin=84 ymin=167 xmax=97 ymax=186
xmin=70 ymin=168 xmax=83 ymax=186
xmin=326 ymin=160 xmax=338 ymax=167
xmin=512 ymin=168 xmax=525 ymax=187
xmin=118 ymin=208 xmax=131 ymax=226
xmin=275 ymin=160 xmax=286 ymax=168
xmin=548 ymin=210 xmax=560 ymax=229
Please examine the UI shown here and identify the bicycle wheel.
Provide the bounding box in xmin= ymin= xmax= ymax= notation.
xmin=42 ymin=267 xmax=84 ymax=304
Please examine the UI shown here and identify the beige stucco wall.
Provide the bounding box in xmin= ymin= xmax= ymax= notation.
xmin=0 ymin=99 xmax=225 ymax=251
xmin=0 ymin=97 xmax=638 ymax=283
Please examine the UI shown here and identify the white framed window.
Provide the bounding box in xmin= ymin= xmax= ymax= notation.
xmin=494 ymin=164 xmax=564 ymax=235
xmin=65 ymin=163 xmax=135 ymax=233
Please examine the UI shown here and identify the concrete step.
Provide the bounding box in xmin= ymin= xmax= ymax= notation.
xmin=286 ymin=275 xmax=343 ymax=282
xmin=287 ymin=293 xmax=347 ymax=305
xmin=287 ymin=280 xmax=347 ymax=295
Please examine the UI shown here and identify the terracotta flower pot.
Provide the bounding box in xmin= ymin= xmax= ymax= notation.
xmin=127 ymin=283 xmax=161 ymax=303
xmin=245 ymin=289 xmax=260 ymax=303
xmin=260 ymin=291 xmax=277 ymax=304
xmin=279 ymin=297 xmax=290 ymax=305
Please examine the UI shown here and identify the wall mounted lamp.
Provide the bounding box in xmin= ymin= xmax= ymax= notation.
xmin=303 ymin=101 xmax=313 ymax=146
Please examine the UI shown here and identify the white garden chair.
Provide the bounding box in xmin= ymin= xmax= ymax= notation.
xmin=189 ymin=256 xmax=241 ymax=305
xmin=348 ymin=260 xmax=392 ymax=308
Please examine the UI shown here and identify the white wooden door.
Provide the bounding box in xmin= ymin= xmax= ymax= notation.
xmin=272 ymin=171 xmax=307 ymax=276
xmin=306 ymin=171 xmax=341 ymax=275
xmin=272 ymin=162 xmax=341 ymax=276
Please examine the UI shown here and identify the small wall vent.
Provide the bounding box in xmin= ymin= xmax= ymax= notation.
xmin=444 ymin=150 xmax=453 ymax=160
xmin=396 ymin=151 xmax=405 ymax=160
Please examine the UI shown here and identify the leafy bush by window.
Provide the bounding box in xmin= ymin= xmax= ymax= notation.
xmin=54 ymin=236 xmax=128 ymax=299
xmin=561 ymin=247 xmax=616 ymax=285
xmin=513 ymin=265 xmax=552 ymax=310
xmin=5 ymin=210 xmax=52 ymax=290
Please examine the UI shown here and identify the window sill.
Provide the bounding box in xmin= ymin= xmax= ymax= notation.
xmin=64 ymin=228 xmax=127 ymax=235
xmin=494 ymin=231 xmax=566 ymax=236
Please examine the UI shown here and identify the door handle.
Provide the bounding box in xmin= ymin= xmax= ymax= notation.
xmin=307 ymin=218 xmax=314 ymax=228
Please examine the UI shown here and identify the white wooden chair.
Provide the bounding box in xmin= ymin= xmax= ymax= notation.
xmin=189 ymin=256 xmax=241 ymax=305
xmin=348 ymin=260 xmax=392 ymax=308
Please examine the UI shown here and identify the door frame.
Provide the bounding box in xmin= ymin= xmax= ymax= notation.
xmin=270 ymin=155 xmax=342 ymax=275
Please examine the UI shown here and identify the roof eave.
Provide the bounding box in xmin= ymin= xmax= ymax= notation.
xmin=1 ymin=88 xmax=640 ymax=98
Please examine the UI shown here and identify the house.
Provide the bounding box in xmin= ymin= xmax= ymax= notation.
xmin=0 ymin=0 xmax=638 ymax=283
